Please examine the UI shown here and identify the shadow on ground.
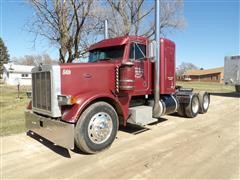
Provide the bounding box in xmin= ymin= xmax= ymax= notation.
xmin=210 ymin=92 xmax=240 ymax=98
xmin=27 ymin=131 xmax=72 ymax=158
xmin=26 ymin=118 xmax=170 ymax=158
xmin=119 ymin=117 xmax=168 ymax=135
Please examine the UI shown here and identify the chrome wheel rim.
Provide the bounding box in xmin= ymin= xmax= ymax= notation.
xmin=203 ymin=95 xmax=209 ymax=110
xmin=192 ymin=97 xmax=199 ymax=114
xmin=88 ymin=112 xmax=113 ymax=144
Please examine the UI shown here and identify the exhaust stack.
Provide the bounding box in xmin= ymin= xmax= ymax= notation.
xmin=104 ymin=20 xmax=109 ymax=39
xmin=153 ymin=0 xmax=162 ymax=118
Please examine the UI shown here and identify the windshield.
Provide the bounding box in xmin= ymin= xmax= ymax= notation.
xmin=88 ymin=45 xmax=125 ymax=62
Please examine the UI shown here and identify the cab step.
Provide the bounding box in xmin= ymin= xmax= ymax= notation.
xmin=127 ymin=106 xmax=158 ymax=126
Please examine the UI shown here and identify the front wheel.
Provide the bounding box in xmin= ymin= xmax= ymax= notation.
xmin=75 ymin=101 xmax=119 ymax=154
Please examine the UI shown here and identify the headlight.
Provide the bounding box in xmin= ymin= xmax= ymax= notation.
xmin=57 ymin=95 xmax=76 ymax=105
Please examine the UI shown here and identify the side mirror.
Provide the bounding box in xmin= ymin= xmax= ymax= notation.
xmin=149 ymin=40 xmax=156 ymax=61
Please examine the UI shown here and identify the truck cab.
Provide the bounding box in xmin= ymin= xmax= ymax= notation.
xmin=25 ymin=36 xmax=210 ymax=154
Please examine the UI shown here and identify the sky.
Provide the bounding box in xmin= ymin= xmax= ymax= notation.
xmin=0 ymin=0 xmax=239 ymax=69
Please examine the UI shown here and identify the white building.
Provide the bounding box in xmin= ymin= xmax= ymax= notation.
xmin=2 ymin=63 xmax=34 ymax=85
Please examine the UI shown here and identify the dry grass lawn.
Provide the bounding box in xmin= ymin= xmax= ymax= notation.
xmin=177 ymin=81 xmax=235 ymax=93
xmin=0 ymin=85 xmax=31 ymax=136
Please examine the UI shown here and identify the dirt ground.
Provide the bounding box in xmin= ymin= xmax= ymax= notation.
xmin=1 ymin=94 xmax=239 ymax=179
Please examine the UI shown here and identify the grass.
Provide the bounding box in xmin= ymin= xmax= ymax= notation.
xmin=0 ymin=81 xmax=235 ymax=136
xmin=0 ymin=85 xmax=31 ymax=136
xmin=176 ymin=81 xmax=235 ymax=93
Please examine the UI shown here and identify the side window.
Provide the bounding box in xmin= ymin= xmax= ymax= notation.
xmin=21 ymin=74 xmax=29 ymax=77
xmin=129 ymin=43 xmax=135 ymax=60
xmin=129 ymin=43 xmax=146 ymax=60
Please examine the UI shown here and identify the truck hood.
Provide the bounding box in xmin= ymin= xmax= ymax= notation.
xmin=60 ymin=62 xmax=117 ymax=96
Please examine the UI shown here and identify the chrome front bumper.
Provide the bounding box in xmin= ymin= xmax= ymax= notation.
xmin=25 ymin=110 xmax=74 ymax=149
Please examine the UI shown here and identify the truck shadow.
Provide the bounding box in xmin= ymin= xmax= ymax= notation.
xmin=119 ymin=124 xmax=150 ymax=134
xmin=27 ymin=131 xmax=72 ymax=158
xmin=210 ymin=92 xmax=240 ymax=98
xmin=119 ymin=118 xmax=168 ymax=135
xmin=26 ymin=118 xmax=169 ymax=157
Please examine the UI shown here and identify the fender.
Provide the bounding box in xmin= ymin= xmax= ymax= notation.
xmin=61 ymin=91 xmax=130 ymax=124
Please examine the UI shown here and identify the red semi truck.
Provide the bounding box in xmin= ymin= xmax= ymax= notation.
xmin=25 ymin=35 xmax=210 ymax=154
xmin=25 ymin=1 xmax=210 ymax=154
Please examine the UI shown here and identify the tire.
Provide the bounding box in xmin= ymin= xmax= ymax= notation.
xmin=185 ymin=94 xmax=200 ymax=118
xmin=235 ymin=85 xmax=240 ymax=92
xmin=198 ymin=92 xmax=210 ymax=114
xmin=74 ymin=101 xmax=119 ymax=154
xmin=177 ymin=104 xmax=185 ymax=117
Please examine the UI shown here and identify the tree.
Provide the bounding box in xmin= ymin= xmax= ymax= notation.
xmin=28 ymin=0 xmax=95 ymax=63
xmin=105 ymin=0 xmax=153 ymax=37
xmin=105 ymin=0 xmax=185 ymax=38
xmin=0 ymin=37 xmax=10 ymax=76
xmin=176 ymin=62 xmax=199 ymax=78
xmin=28 ymin=0 xmax=185 ymax=63
xmin=13 ymin=53 xmax=58 ymax=66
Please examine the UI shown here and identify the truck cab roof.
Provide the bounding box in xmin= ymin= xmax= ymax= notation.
xmin=88 ymin=36 xmax=149 ymax=51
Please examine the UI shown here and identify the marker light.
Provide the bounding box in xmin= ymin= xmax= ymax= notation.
xmin=58 ymin=95 xmax=77 ymax=105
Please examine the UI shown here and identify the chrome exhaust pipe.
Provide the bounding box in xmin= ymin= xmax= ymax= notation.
xmin=104 ymin=20 xmax=108 ymax=39
xmin=153 ymin=0 xmax=162 ymax=118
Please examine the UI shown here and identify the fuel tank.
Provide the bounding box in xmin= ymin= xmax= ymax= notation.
xmin=119 ymin=63 xmax=135 ymax=92
xmin=147 ymin=95 xmax=178 ymax=116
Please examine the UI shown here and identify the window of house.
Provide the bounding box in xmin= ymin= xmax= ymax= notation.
xmin=129 ymin=43 xmax=146 ymax=60
xmin=21 ymin=74 xmax=29 ymax=77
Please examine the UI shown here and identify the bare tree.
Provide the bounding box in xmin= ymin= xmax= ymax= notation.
xmin=14 ymin=53 xmax=58 ymax=66
xmin=27 ymin=0 xmax=185 ymax=63
xmin=176 ymin=62 xmax=199 ymax=78
xmin=158 ymin=0 xmax=185 ymax=36
xmin=104 ymin=0 xmax=152 ymax=37
xmin=28 ymin=0 xmax=94 ymax=63
xmin=106 ymin=0 xmax=185 ymax=38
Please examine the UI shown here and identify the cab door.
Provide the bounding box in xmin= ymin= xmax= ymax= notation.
xmin=129 ymin=42 xmax=150 ymax=95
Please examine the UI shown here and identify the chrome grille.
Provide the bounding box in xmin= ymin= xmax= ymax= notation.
xmin=32 ymin=71 xmax=51 ymax=112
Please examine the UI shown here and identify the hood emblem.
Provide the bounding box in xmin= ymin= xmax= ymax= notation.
xmin=62 ymin=69 xmax=71 ymax=75
xmin=83 ymin=73 xmax=92 ymax=78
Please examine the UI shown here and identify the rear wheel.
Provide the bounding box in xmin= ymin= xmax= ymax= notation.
xmin=185 ymin=94 xmax=200 ymax=118
xmin=235 ymin=85 xmax=240 ymax=92
xmin=75 ymin=101 xmax=118 ymax=154
xmin=198 ymin=92 xmax=210 ymax=114
xmin=177 ymin=105 xmax=185 ymax=117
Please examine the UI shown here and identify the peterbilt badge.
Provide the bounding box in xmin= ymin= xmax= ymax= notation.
xmin=62 ymin=69 xmax=71 ymax=75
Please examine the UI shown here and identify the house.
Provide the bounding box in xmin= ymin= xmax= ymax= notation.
xmin=183 ymin=67 xmax=224 ymax=83
xmin=2 ymin=63 xmax=34 ymax=85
